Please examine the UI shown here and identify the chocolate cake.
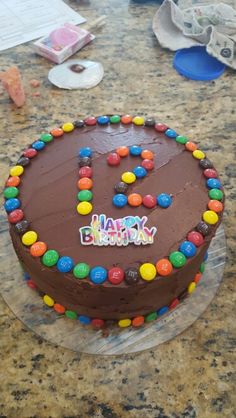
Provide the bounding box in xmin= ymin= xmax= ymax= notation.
xmin=4 ymin=114 xmax=224 ymax=328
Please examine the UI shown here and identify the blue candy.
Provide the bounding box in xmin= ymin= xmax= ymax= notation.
xmin=129 ymin=145 xmax=142 ymax=156
xmin=57 ymin=256 xmax=74 ymax=273
xmin=32 ymin=140 xmax=45 ymax=151
xmin=23 ymin=271 xmax=30 ymax=280
xmin=206 ymin=178 xmax=221 ymax=189
xmin=78 ymin=315 xmax=91 ymax=325
xmin=79 ymin=147 xmax=92 ymax=158
xmin=179 ymin=241 xmax=197 ymax=258
xmin=90 ymin=266 xmax=107 ymax=284
xmin=133 ymin=166 xmax=147 ymax=179
xmin=203 ymin=251 xmax=208 ymax=261
xmin=112 ymin=194 xmax=128 ymax=208
xmin=157 ymin=193 xmax=172 ymax=208
xmin=97 ymin=115 xmax=109 ymax=125
xmin=4 ymin=198 xmax=20 ymax=213
xmin=157 ymin=306 xmax=169 ymax=316
xmin=165 ymin=128 xmax=178 ymax=138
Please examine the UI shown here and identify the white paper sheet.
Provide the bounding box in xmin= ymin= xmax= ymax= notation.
xmin=0 ymin=0 xmax=86 ymax=52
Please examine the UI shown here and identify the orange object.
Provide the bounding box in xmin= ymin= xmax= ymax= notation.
xmin=121 ymin=114 xmax=132 ymax=124
xmin=208 ymin=200 xmax=223 ymax=213
xmin=0 ymin=66 xmax=25 ymax=107
xmin=128 ymin=193 xmax=142 ymax=207
xmin=6 ymin=176 xmax=20 ymax=187
xmin=194 ymin=272 xmax=202 ymax=284
xmin=185 ymin=141 xmax=198 ymax=152
xmin=51 ymin=127 xmax=64 ymax=137
xmin=141 ymin=149 xmax=154 ymax=160
xmin=156 ymin=258 xmax=173 ymax=276
xmin=30 ymin=241 xmax=47 ymax=257
xmin=77 ymin=177 xmax=93 ymax=190
xmin=54 ymin=303 xmax=66 ymax=314
xmin=116 ymin=146 xmax=129 ymax=157
xmin=132 ymin=316 xmax=145 ymax=327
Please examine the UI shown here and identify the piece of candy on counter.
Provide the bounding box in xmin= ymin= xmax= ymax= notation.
xmin=0 ymin=66 xmax=25 ymax=107
xmin=29 ymin=79 xmax=40 ymax=88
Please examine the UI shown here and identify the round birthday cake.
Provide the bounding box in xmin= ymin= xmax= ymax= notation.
xmin=4 ymin=115 xmax=224 ymax=328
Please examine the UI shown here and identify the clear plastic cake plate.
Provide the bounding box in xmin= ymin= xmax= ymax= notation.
xmin=0 ymin=209 xmax=226 ymax=355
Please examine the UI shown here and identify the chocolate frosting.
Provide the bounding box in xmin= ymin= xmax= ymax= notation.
xmin=10 ymin=122 xmax=222 ymax=319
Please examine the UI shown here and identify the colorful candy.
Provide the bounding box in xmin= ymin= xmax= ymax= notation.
xmin=157 ymin=193 xmax=172 ymax=208
xmin=43 ymin=294 xmax=54 ymax=307
xmin=112 ymin=194 xmax=128 ymax=208
xmin=133 ymin=166 xmax=147 ymax=178
xmin=121 ymin=114 xmax=132 ymax=124
xmin=40 ymin=133 xmax=53 ymax=143
xmin=84 ymin=116 xmax=96 ymax=126
xmin=17 ymin=157 xmax=30 ymax=167
xmin=42 ymin=249 xmax=59 ymax=267
xmin=125 ymin=268 xmax=140 ymax=284
xmin=23 ymin=148 xmax=38 ymax=158
xmin=185 ymin=141 xmax=197 ymax=152
xmin=192 ymin=149 xmax=205 ymax=160
xmin=22 ymin=230 xmax=38 ymax=246
xmin=156 ymin=259 xmax=173 ymax=276
xmin=107 ymin=152 xmax=121 ymax=166
xmin=116 ymin=146 xmax=129 ymax=157
xmin=79 ymin=147 xmax=92 ymax=158
xmin=139 ymin=263 xmax=156 ymax=281
xmin=73 ymin=263 xmax=90 ymax=279
xmin=30 ymin=241 xmax=47 ymax=257
xmin=142 ymin=195 xmax=156 ymax=208
xmin=141 ymin=159 xmax=154 ymax=171
xmin=77 ymin=190 xmax=93 ymax=202
xmin=4 ymin=186 xmax=19 ymax=199
xmin=77 ymin=177 xmax=93 ymax=190
xmin=97 ymin=115 xmax=109 ymax=125
xmin=179 ymin=241 xmax=196 ymax=258
xmin=141 ymin=149 xmax=154 ymax=160
xmin=128 ymin=193 xmax=142 ymax=207
xmin=6 ymin=176 xmax=20 ymax=187
xmin=110 ymin=115 xmax=121 ymax=124
xmin=62 ymin=122 xmax=74 ymax=132
xmin=196 ymin=221 xmax=210 ymax=236
xmin=121 ymin=172 xmax=136 ymax=184
xmin=4 ymin=198 xmax=20 ymax=213
xmin=50 ymin=127 xmax=64 ymax=137
xmin=118 ymin=318 xmax=131 ymax=327
xmin=208 ymin=200 xmax=223 ymax=213
xmin=32 ymin=140 xmax=45 ymax=151
xmin=108 ymin=267 xmax=124 ymax=285
xmin=132 ymin=116 xmax=144 ymax=126
xmin=203 ymin=210 xmax=219 ymax=225
xmin=169 ymin=251 xmax=186 ymax=268
xmin=208 ymin=188 xmax=223 ymax=200
xmin=114 ymin=182 xmax=128 ymax=194
xmin=77 ymin=201 xmax=93 ymax=215
xmin=187 ymin=231 xmax=204 ymax=247
xmin=206 ymin=178 xmax=221 ymax=189
xmin=165 ymin=128 xmax=177 ymax=138
xmin=130 ymin=145 xmax=142 ymax=156
xmin=8 ymin=209 xmax=24 ymax=224
xmin=10 ymin=165 xmax=24 ymax=177
xmin=14 ymin=220 xmax=30 ymax=235
xmin=57 ymin=256 xmax=74 ymax=273
xmin=90 ymin=266 xmax=107 ymax=284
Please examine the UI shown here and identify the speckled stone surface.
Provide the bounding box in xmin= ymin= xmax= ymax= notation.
xmin=0 ymin=1 xmax=236 ymax=417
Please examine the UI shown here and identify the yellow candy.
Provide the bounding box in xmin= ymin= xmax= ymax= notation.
xmin=203 ymin=210 xmax=219 ymax=225
xmin=121 ymin=172 xmax=136 ymax=184
xmin=22 ymin=231 xmax=38 ymax=246
xmin=62 ymin=122 xmax=74 ymax=132
xmin=77 ymin=201 xmax=93 ymax=215
xmin=192 ymin=150 xmax=205 ymax=160
xmin=43 ymin=294 xmax=54 ymax=307
xmin=139 ymin=263 xmax=156 ymax=281
xmin=10 ymin=165 xmax=24 ymax=177
xmin=118 ymin=318 xmax=131 ymax=328
xmin=132 ymin=116 xmax=145 ymax=126
xmin=188 ymin=282 xmax=196 ymax=294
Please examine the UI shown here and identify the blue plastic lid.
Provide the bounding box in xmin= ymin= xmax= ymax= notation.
xmin=173 ymin=46 xmax=225 ymax=81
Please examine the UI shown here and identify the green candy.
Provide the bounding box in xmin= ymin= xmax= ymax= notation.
xmin=169 ymin=251 xmax=186 ymax=268
xmin=176 ymin=135 xmax=188 ymax=144
xmin=200 ymin=262 xmax=205 ymax=273
xmin=4 ymin=186 xmax=19 ymax=199
xmin=145 ymin=312 xmax=158 ymax=322
xmin=77 ymin=190 xmax=93 ymax=202
xmin=40 ymin=133 xmax=53 ymax=143
xmin=65 ymin=310 xmax=77 ymax=319
xmin=110 ymin=115 xmax=121 ymax=124
xmin=73 ymin=263 xmax=90 ymax=279
xmin=42 ymin=249 xmax=59 ymax=267
xmin=208 ymin=188 xmax=223 ymax=201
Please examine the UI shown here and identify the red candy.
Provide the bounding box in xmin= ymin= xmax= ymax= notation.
xmin=23 ymin=148 xmax=38 ymax=159
xmin=84 ymin=116 xmax=97 ymax=126
xmin=27 ymin=279 xmax=37 ymax=289
xmin=187 ymin=231 xmax=204 ymax=247
xmin=141 ymin=159 xmax=154 ymax=171
xmin=107 ymin=152 xmax=121 ymax=166
xmin=91 ymin=318 xmax=105 ymax=329
xmin=155 ymin=123 xmax=168 ymax=132
xmin=108 ymin=267 xmax=124 ymax=285
xmin=169 ymin=298 xmax=180 ymax=309
xmin=8 ymin=209 xmax=24 ymax=224
xmin=142 ymin=195 xmax=156 ymax=208
xmin=204 ymin=168 xmax=218 ymax=178
xmin=79 ymin=166 xmax=93 ymax=178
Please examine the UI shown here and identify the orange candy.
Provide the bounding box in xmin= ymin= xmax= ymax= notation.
xmin=50 ymin=127 xmax=64 ymax=137
xmin=208 ymin=200 xmax=223 ymax=213
xmin=132 ymin=316 xmax=145 ymax=327
xmin=128 ymin=193 xmax=142 ymax=207
xmin=194 ymin=272 xmax=202 ymax=284
xmin=141 ymin=149 xmax=154 ymax=160
xmin=156 ymin=258 xmax=173 ymax=276
xmin=30 ymin=241 xmax=47 ymax=257
xmin=54 ymin=303 xmax=66 ymax=314
xmin=185 ymin=141 xmax=198 ymax=152
xmin=121 ymin=114 xmax=132 ymax=124
xmin=116 ymin=146 xmax=129 ymax=157
xmin=77 ymin=177 xmax=93 ymax=190
xmin=6 ymin=176 xmax=20 ymax=187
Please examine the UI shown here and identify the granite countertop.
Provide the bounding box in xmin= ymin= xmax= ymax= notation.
xmin=0 ymin=0 xmax=235 ymax=417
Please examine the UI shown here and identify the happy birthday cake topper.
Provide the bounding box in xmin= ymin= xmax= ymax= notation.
xmin=79 ymin=214 xmax=157 ymax=247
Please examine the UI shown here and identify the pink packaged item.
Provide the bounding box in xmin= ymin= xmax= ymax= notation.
xmin=33 ymin=23 xmax=95 ymax=64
